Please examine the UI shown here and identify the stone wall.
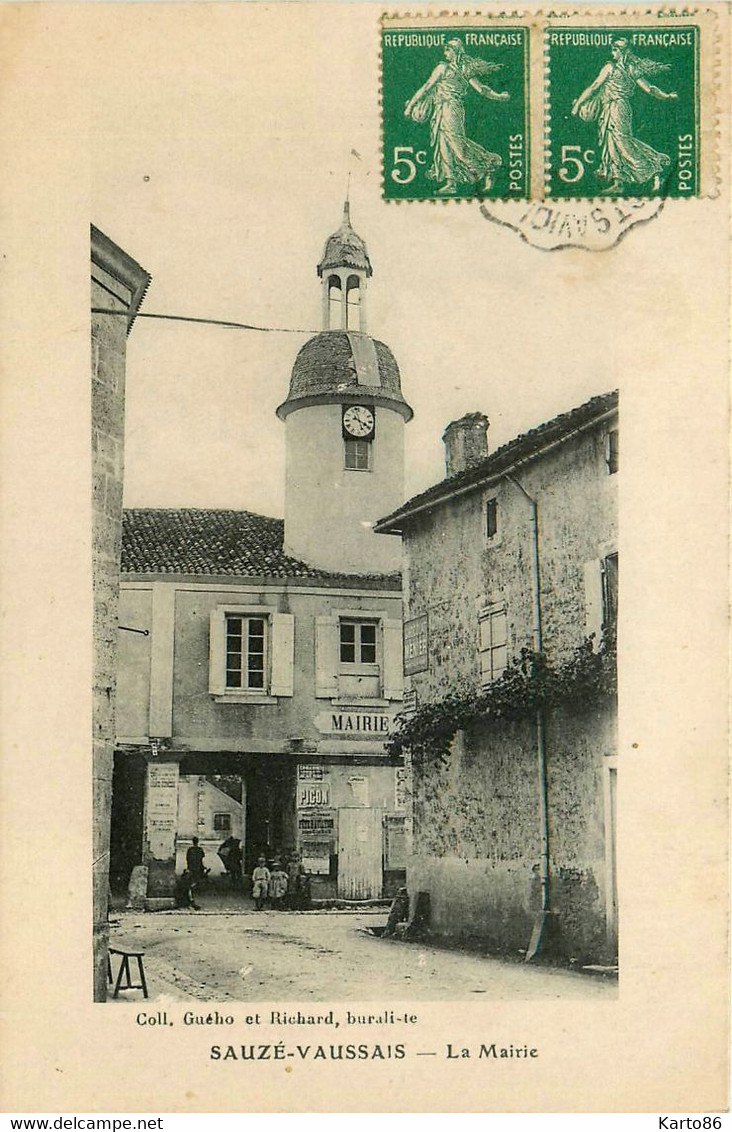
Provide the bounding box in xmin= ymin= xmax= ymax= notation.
xmin=91 ymin=228 xmax=148 ymax=1000
xmin=91 ymin=277 xmax=128 ymax=1000
xmin=409 ymin=705 xmax=615 ymax=961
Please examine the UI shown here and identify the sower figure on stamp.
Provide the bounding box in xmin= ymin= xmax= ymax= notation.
xmin=404 ymin=38 xmax=509 ymax=195
xmin=571 ymin=38 xmax=677 ymax=194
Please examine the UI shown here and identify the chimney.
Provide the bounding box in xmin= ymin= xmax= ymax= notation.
xmin=442 ymin=413 xmax=490 ymax=477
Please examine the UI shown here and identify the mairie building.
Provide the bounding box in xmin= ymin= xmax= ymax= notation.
xmin=113 ymin=205 xmax=413 ymax=907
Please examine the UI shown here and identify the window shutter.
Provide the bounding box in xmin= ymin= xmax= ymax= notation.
xmin=270 ymin=613 xmax=295 ymax=697
xmin=584 ymin=560 xmax=604 ymax=644
xmin=315 ymin=616 xmax=338 ymax=698
xmin=208 ymin=608 xmax=226 ymax=695
xmin=382 ymin=618 xmax=404 ymax=701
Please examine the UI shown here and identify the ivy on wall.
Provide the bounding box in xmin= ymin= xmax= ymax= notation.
xmin=386 ymin=633 xmax=617 ymax=766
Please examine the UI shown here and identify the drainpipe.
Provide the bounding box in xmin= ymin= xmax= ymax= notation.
xmin=504 ymin=474 xmax=550 ymax=961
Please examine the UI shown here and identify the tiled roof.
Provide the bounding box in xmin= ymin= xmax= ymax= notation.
xmin=375 ymin=391 xmax=618 ymax=534
xmin=317 ymin=202 xmax=373 ymax=278
xmin=281 ymin=330 xmax=408 ymax=409
xmin=121 ymin=507 xmax=400 ymax=587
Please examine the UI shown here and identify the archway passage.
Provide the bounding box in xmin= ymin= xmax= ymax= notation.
xmin=177 ymin=752 xmax=297 ymax=880
xmin=109 ymin=750 xmax=297 ymax=905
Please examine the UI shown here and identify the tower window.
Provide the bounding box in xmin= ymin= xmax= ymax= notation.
xmin=328 ymin=275 xmax=342 ymax=328
xmin=346 ymin=275 xmax=362 ymax=331
xmin=344 ymin=438 xmax=371 ymax=471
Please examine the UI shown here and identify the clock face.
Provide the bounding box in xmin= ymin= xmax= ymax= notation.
xmin=343 ymin=405 xmax=375 ymax=438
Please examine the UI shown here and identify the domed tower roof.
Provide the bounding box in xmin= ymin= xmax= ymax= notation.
xmin=276 ymin=330 xmax=412 ymax=420
xmin=277 ymin=202 xmax=412 ymax=422
xmin=317 ymin=201 xmax=373 ymax=278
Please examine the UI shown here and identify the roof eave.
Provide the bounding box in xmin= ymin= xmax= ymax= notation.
xmin=375 ymin=400 xmax=618 ymax=535
xmin=276 ymin=389 xmax=414 ymax=422
xmin=91 ymin=224 xmax=151 ymax=334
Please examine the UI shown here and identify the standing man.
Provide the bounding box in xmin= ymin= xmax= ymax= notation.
xmin=228 ymin=838 xmax=243 ymax=891
xmin=186 ymin=837 xmax=207 ymax=887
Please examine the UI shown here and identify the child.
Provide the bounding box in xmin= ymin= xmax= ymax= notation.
xmin=173 ymin=869 xmax=200 ymax=911
xmin=268 ymin=861 xmax=288 ymax=910
xmin=251 ymin=856 xmax=271 ymax=911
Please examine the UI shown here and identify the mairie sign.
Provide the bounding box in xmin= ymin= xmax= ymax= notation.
xmin=314 ymin=711 xmax=392 ymax=736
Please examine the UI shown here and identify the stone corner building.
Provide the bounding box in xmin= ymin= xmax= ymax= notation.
xmin=112 ymin=206 xmax=414 ymax=908
xmin=91 ymin=225 xmax=150 ymax=1001
xmin=376 ymin=392 xmax=619 ymax=964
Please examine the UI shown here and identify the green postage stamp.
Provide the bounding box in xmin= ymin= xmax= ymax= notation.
xmin=545 ymin=27 xmax=700 ymax=198
xmin=381 ymin=25 xmax=530 ymax=200
xmin=381 ymin=9 xmax=717 ymax=203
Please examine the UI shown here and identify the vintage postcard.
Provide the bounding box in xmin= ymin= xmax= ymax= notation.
xmin=0 ymin=0 xmax=729 ymax=1116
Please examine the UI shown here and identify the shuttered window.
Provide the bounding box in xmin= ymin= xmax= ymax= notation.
xmin=315 ymin=613 xmax=404 ymax=701
xmin=478 ymin=604 xmax=508 ymax=684
xmin=585 ymin=553 xmax=618 ymax=644
xmin=226 ymin=615 xmax=266 ymax=690
xmin=209 ymin=608 xmax=294 ymax=698
xmin=339 ymin=619 xmax=378 ymax=664
xmin=606 ymin=430 xmax=619 ymax=475
xmin=602 ymin=553 xmax=619 ymax=634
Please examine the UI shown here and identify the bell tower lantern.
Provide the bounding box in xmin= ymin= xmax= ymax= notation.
xmin=317 ymin=201 xmax=372 ymax=332
xmin=276 ymin=204 xmax=412 ymax=575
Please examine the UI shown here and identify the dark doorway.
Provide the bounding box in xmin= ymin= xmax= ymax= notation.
xmin=109 ymin=749 xmax=146 ymax=893
xmin=245 ymin=757 xmax=297 ymax=875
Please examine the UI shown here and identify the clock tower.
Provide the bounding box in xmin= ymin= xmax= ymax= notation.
xmin=276 ymin=204 xmax=413 ymax=574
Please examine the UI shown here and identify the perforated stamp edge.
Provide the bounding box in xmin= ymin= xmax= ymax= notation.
xmin=379 ymin=6 xmax=724 ymax=202
xmin=380 ymin=10 xmax=543 ymax=201
xmin=541 ymin=7 xmax=721 ymax=200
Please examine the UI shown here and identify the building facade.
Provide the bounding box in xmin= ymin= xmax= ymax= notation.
xmin=91 ymin=225 xmax=150 ymax=999
xmin=376 ymin=393 xmax=619 ymax=963
xmin=112 ymin=206 xmax=412 ymax=906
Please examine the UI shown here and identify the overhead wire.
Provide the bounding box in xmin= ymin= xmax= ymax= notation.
xmin=91 ymin=308 xmax=316 ymax=334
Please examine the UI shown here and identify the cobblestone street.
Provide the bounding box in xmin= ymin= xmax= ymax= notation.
xmin=108 ymin=909 xmax=617 ymax=1002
